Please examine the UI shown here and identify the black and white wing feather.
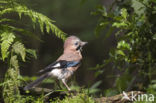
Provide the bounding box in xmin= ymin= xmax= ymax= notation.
xmin=39 ymin=60 xmax=80 ymax=74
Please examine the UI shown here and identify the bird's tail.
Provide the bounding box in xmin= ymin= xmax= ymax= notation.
xmin=24 ymin=73 xmax=50 ymax=91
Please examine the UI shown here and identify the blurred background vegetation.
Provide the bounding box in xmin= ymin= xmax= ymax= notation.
xmin=0 ymin=0 xmax=156 ymax=102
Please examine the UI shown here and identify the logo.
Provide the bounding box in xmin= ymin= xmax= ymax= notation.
xmin=122 ymin=91 xmax=130 ymax=100
xmin=122 ymin=91 xmax=155 ymax=102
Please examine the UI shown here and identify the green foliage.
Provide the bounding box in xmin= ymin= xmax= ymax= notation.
xmin=26 ymin=49 xmax=37 ymax=59
xmin=10 ymin=55 xmax=19 ymax=70
xmin=0 ymin=4 xmax=67 ymax=40
xmin=1 ymin=31 xmax=15 ymax=60
xmin=104 ymin=88 xmax=118 ymax=97
xmin=146 ymin=80 xmax=156 ymax=102
xmin=12 ymin=41 xmax=26 ymax=61
xmin=94 ymin=0 xmax=156 ymax=93
xmin=0 ymin=0 xmax=67 ymax=102
xmin=87 ymin=81 xmax=102 ymax=94
xmin=131 ymin=0 xmax=146 ymax=16
xmin=52 ymin=92 xmax=95 ymax=103
xmin=3 ymin=56 xmax=21 ymax=103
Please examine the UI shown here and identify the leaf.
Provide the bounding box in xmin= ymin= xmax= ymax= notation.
xmin=117 ymin=40 xmax=131 ymax=50
xmin=131 ymin=0 xmax=145 ymax=16
xmin=95 ymin=21 xmax=109 ymax=36
xmin=10 ymin=55 xmax=19 ymax=70
xmin=95 ymin=70 xmax=104 ymax=77
xmin=0 ymin=18 xmax=13 ymax=23
xmin=121 ymin=8 xmax=128 ymax=19
xmin=104 ymin=26 xmax=114 ymax=39
xmin=1 ymin=31 xmax=15 ymax=60
xmin=12 ymin=41 xmax=26 ymax=62
xmin=112 ymin=22 xmax=128 ymax=28
xmin=90 ymin=81 xmax=102 ymax=89
xmin=0 ymin=8 xmax=12 ymax=16
xmin=91 ymin=5 xmax=107 ymax=16
xmin=1 ymin=24 xmax=42 ymax=41
xmin=116 ymin=50 xmax=125 ymax=56
xmin=26 ymin=49 xmax=37 ymax=59
xmin=88 ymin=81 xmax=102 ymax=94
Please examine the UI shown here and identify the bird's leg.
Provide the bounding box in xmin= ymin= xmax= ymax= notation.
xmin=55 ymin=79 xmax=62 ymax=89
xmin=62 ymin=79 xmax=71 ymax=91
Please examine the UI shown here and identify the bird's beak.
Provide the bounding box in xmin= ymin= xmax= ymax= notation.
xmin=81 ymin=41 xmax=88 ymax=46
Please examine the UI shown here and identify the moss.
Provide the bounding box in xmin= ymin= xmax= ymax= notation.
xmin=52 ymin=93 xmax=95 ymax=103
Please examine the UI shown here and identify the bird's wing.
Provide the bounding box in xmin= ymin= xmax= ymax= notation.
xmin=38 ymin=60 xmax=80 ymax=74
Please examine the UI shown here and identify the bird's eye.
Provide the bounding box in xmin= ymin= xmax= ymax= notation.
xmin=75 ymin=42 xmax=78 ymax=45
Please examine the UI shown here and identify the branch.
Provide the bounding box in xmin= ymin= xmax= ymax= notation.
xmin=95 ymin=91 xmax=144 ymax=103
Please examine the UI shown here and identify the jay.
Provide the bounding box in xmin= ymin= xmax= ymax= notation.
xmin=24 ymin=36 xmax=87 ymax=91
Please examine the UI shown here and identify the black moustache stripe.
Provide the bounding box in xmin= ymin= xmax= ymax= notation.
xmin=76 ymin=45 xmax=81 ymax=51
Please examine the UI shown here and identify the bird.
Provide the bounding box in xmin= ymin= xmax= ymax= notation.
xmin=24 ymin=36 xmax=87 ymax=91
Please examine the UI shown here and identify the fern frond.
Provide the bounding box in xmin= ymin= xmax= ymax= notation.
xmin=10 ymin=55 xmax=19 ymax=70
xmin=0 ymin=18 xmax=13 ymax=23
xmin=3 ymin=55 xmax=20 ymax=103
xmin=26 ymin=49 xmax=37 ymax=59
xmin=0 ymin=4 xmax=67 ymax=40
xmin=0 ymin=31 xmax=15 ymax=60
xmin=0 ymin=8 xmax=12 ymax=16
xmin=12 ymin=41 xmax=26 ymax=62
xmin=1 ymin=24 xmax=41 ymax=41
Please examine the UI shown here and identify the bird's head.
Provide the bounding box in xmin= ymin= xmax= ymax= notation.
xmin=64 ymin=36 xmax=87 ymax=52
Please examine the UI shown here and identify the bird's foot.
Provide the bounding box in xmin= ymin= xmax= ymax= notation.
xmin=67 ymin=88 xmax=71 ymax=91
